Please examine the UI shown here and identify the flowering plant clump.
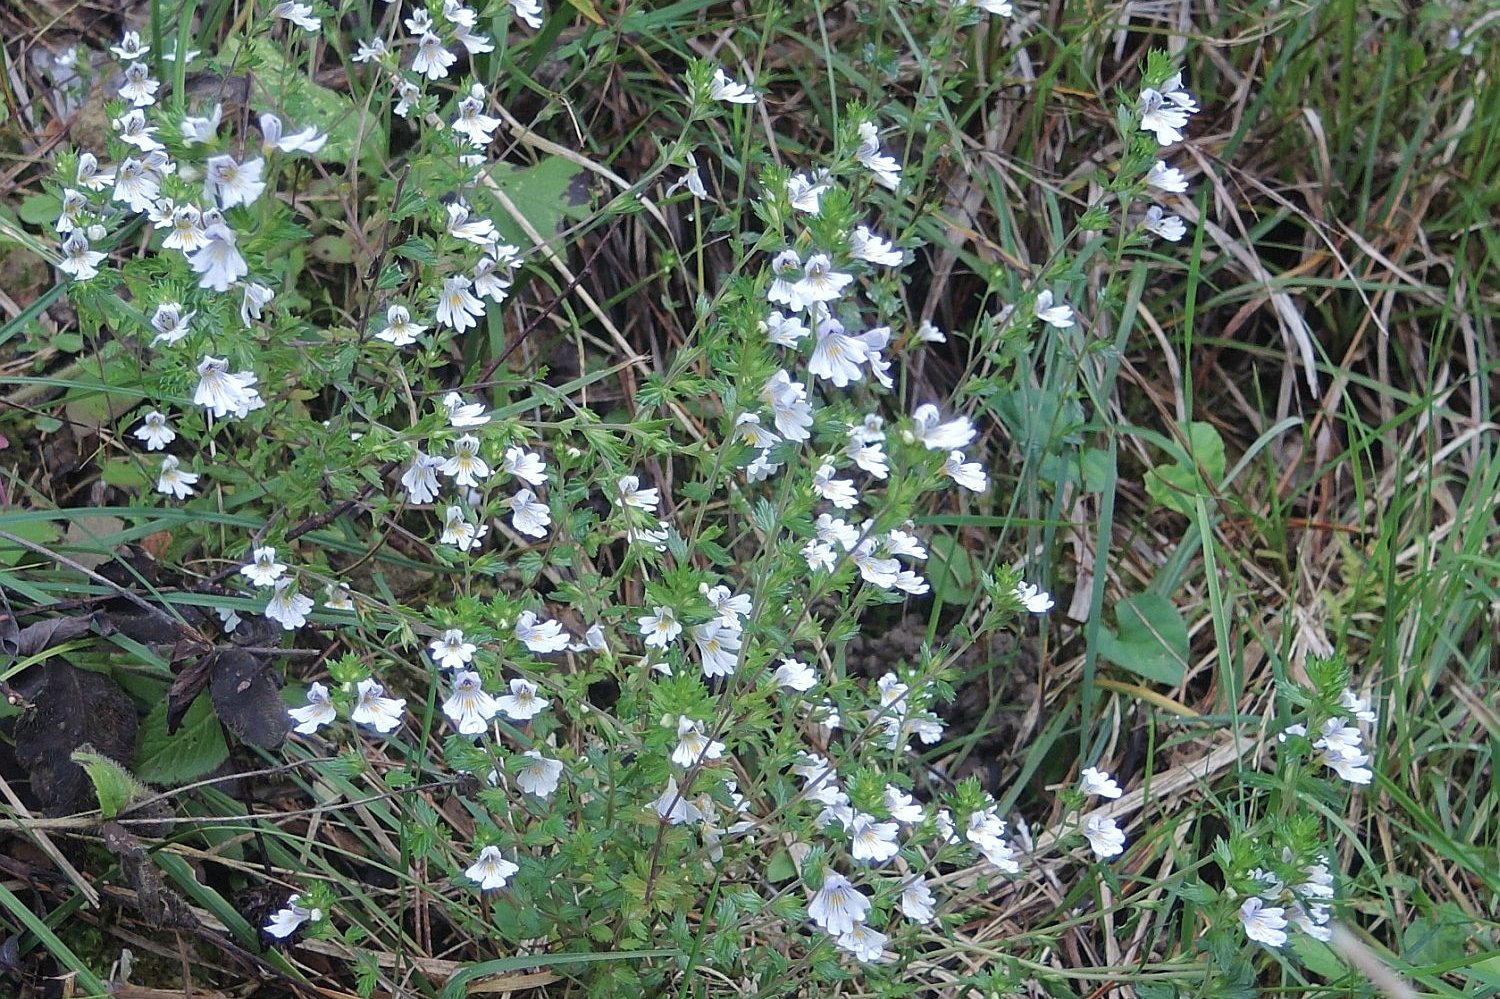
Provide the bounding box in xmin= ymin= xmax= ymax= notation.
xmin=4 ymin=0 xmax=1411 ymax=994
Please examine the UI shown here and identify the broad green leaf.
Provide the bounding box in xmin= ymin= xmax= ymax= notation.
xmin=481 ymin=157 xmax=591 ymax=251
xmin=0 ymin=516 xmax=60 ymax=567
xmin=19 ymin=191 xmax=61 ymax=227
xmin=1097 ymin=590 xmax=1188 ymax=685
xmin=1144 ymin=421 xmax=1226 ymax=515
xmin=926 ymin=532 xmax=976 ymax=605
xmin=136 ymin=693 xmax=229 ymax=785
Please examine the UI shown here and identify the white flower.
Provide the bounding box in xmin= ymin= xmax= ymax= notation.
xmin=514 ymin=751 xmax=563 ymax=796
xmin=665 ymin=152 xmax=708 ymax=199
xmin=808 ymin=873 xmax=869 ymax=936
xmin=351 ymin=678 xmax=405 ymax=733
xmin=376 ymin=304 xmax=426 ymax=346
xmin=441 ymin=435 xmax=490 ymax=487
xmin=1083 ymin=814 xmax=1126 ymax=859
xmin=708 ymin=67 xmax=756 ymax=104
xmin=815 ymin=513 xmax=861 ymax=550
xmin=1239 ymin=897 xmax=1288 ymax=948
xmin=802 ymin=540 xmax=837 ymax=572
xmin=509 ymin=0 xmax=544 ymax=29
xmin=1147 ymin=159 xmax=1189 ymax=193
xmin=762 ymin=370 xmax=813 ymax=442
xmin=773 ymin=657 xmax=817 ymax=691
xmin=495 ymin=677 xmax=549 ymax=720
xmin=430 ymin=628 xmax=477 ymax=670
xmin=1079 ymin=767 xmax=1123 ymax=798
xmin=443 ymin=670 xmax=499 ymax=735
xmin=412 ymin=32 xmax=456 ymax=80
xmin=835 ymin=923 xmax=888 ymax=963
xmin=405 ymin=7 xmax=434 ymax=33
xmin=180 ymin=104 xmax=223 ymax=144
xmin=324 ymin=583 xmax=354 ymax=611
xmin=652 ymin=775 xmax=704 ymax=824
xmin=1143 ymin=205 xmax=1186 ymax=241
xmin=615 ymin=474 xmax=660 ymax=512
xmin=746 ymin=450 xmax=781 ymax=482
xmin=855 ymin=122 xmax=900 ymax=190
xmin=515 ymin=610 xmax=570 ymax=653
xmin=787 ymin=172 xmax=829 ymax=214
xmin=216 ymin=607 xmax=241 ymax=633
xmin=446 ymin=201 xmax=497 ymax=246
xmin=1321 ymin=748 xmax=1373 ymax=785
xmin=734 ymin=413 xmax=780 ymax=449
xmin=502 ymin=447 xmax=547 ymax=485
xmin=638 ymin=606 xmax=681 ymax=649
xmin=110 ymin=30 xmax=149 ymax=60
xmin=203 ymin=155 xmax=266 ymax=208
xmin=111 ymin=157 xmax=160 ymax=212
xmin=453 ymin=25 xmax=493 ymax=53
xmin=465 ymin=845 xmax=519 ymax=889
xmin=189 ymin=225 xmax=248 ymax=291
xmin=155 ymin=455 xmax=198 ymax=499
xmin=452 ymin=88 xmax=502 ymax=146
xmin=77 ymin=152 xmax=110 ymax=192
xmin=761 ymin=310 xmax=807 ymax=347
xmin=702 ymin=584 xmax=751 ymax=626
xmin=241 ymin=546 xmax=287 ymax=587
xmin=884 ymin=786 xmax=924 ymax=824
xmin=671 ymin=717 xmax=725 ymax=767
xmin=132 ymin=410 xmax=176 ymax=451
xmin=264 ymin=895 xmax=321 ymax=938
xmin=976 ymin=0 xmax=1013 ymax=14
xmin=162 ymin=205 xmax=207 ymax=253
xmin=441 ymin=391 xmax=489 ymax=427
xmin=911 ymin=404 xmax=975 ymax=450
xmin=118 ymin=62 xmax=159 ymax=106
xmin=766 ymin=249 xmax=804 ymax=311
xmin=850 ymin=540 xmax=900 ymax=588
xmin=812 ymin=463 xmax=859 ymax=509
xmin=273 ymin=1 xmax=320 ymax=30
xmin=57 ymin=231 xmax=106 ymax=281
xmin=850 ymin=225 xmax=903 ymax=266
xmin=436 ymin=275 xmax=485 ymax=332
xmin=507 ymin=488 xmax=551 ymax=538
xmin=288 ymin=682 xmax=336 ymax=734
xmin=1339 ymin=688 xmax=1378 ymax=724
xmin=943 ymin=450 xmax=988 ymax=492
xmin=1033 ymin=289 xmax=1075 ymax=328
xmin=916 ymin=320 xmax=946 ymax=343
xmin=1289 ymin=901 xmax=1333 ymax=942
xmin=393 ymin=79 xmax=422 ymax=118
xmin=808 ymin=311 xmax=868 ymax=388
xmin=1139 ymin=74 xmax=1197 ymax=146
xmin=900 ymin=875 xmax=936 ymax=923
xmin=353 ymin=36 xmax=387 ymax=62
xmin=240 ymin=283 xmax=275 ymax=325
xmin=848 ymin=812 xmax=900 ymax=863
xmin=1015 ymin=581 xmax=1054 ymax=613
xmin=55 ymin=189 xmax=88 ymax=234
xmin=793 ymin=254 xmax=853 ymax=306
xmin=258 ymin=112 xmax=327 ymax=155
xmin=264 ymin=578 xmax=314 ymax=630
xmin=693 ymin=620 xmax=741 ymax=678
xmin=440 ymin=504 xmax=488 ymax=552
xmin=400 ymin=450 xmax=444 ymax=504
xmin=113 ymin=109 xmax=163 ymax=151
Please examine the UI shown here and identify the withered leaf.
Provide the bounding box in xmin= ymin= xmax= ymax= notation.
xmin=167 ymin=654 xmax=216 ymax=734
xmin=108 ymin=607 xmax=188 ymax=645
xmin=210 ymin=650 xmax=289 ymax=751
xmin=101 ymin=821 xmax=196 ymax=929
xmin=13 ymin=661 xmax=138 ymax=816
xmin=10 ymin=614 xmax=98 ymax=658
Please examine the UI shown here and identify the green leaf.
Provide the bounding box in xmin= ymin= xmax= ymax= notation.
xmin=0 ymin=516 xmax=60 ymax=567
xmin=245 ymin=38 xmax=359 ymax=162
xmin=1097 ymin=590 xmax=1188 ymax=685
xmin=70 ymin=748 xmax=141 ymax=818
xmin=136 ymin=693 xmax=229 ymax=785
xmin=1144 ymin=421 xmax=1226 ymax=516
xmin=481 ymin=157 xmax=590 ymax=250
xmin=927 ymin=531 xmax=976 ymax=605
xmin=18 ymin=191 xmax=60 ymax=227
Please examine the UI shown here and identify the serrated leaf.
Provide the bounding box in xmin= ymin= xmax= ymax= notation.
xmin=136 ymin=692 xmax=230 ymax=785
xmin=1097 ymin=590 xmax=1188 ymax=686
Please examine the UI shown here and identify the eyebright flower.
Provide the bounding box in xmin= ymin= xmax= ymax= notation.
xmin=774 ymin=658 xmax=817 ymax=691
xmin=495 ymin=677 xmax=549 ymax=720
xmin=241 ymin=283 xmax=275 ymax=325
xmin=453 ymin=25 xmax=493 ymax=53
xmin=1079 ymin=767 xmax=1123 ymax=798
xmin=702 ymin=584 xmax=751 ymax=626
xmin=637 ymin=606 xmax=681 ymax=649
xmin=708 ymin=67 xmax=756 ymax=104
xmin=1238 ymin=897 xmax=1288 ymax=948
xmin=514 ymin=750 xmax=563 ymax=797
xmin=900 ymin=875 xmax=936 ymax=923
xmin=835 ymin=924 xmax=888 ymax=963
xmin=203 ymin=155 xmax=266 ymax=209
xmin=855 ymin=122 xmax=901 ymax=190
xmin=442 ymin=435 xmax=490 ymax=487
xmin=1147 ymin=159 xmax=1189 ymax=193
xmin=1033 ymin=289 xmax=1075 ymax=328
xmin=193 ymin=355 xmax=262 ymax=420
xmin=113 ymin=109 xmax=163 ymax=151
xmin=400 ymin=450 xmax=444 ymax=504
xmin=288 ymin=681 xmax=336 ymax=734
xmin=443 ymin=670 xmax=499 ymax=735
xmin=615 ymin=474 xmax=660 ymax=512
xmin=850 ymin=226 xmax=903 ymax=266
xmin=693 ymin=620 xmax=741 ymax=678
xmin=57 ymin=231 xmax=106 ymax=281
xmin=1143 ymin=205 xmax=1187 ymax=241
xmin=189 ymin=224 xmax=249 ymax=291
xmin=264 ymin=894 xmax=322 ymax=938
xmin=502 ymin=447 xmax=547 ymax=485
xmin=155 ymin=455 xmax=198 ymax=499
xmin=514 ymin=610 xmax=570 ymax=653
xmin=180 ymin=104 xmax=223 ymax=144
xmin=264 ymin=578 xmax=314 ymax=630
xmin=258 ymin=112 xmax=327 ymax=155
xmin=652 ymin=775 xmax=704 ymax=824
xmin=439 ymin=505 xmax=488 ymax=552
xmin=665 ymin=152 xmax=709 ymax=199
xmin=762 ymin=371 xmax=813 ymax=442
xmin=943 ymin=450 xmax=988 ymax=492
xmin=412 ymin=32 xmax=456 ymax=79
xmin=430 ymin=628 xmax=477 ymax=670
xmin=118 ymin=62 xmax=159 ymax=106
xmin=436 ymin=274 xmax=485 ymax=332
xmin=161 ymin=204 xmax=208 ymax=252
xmin=807 ymin=873 xmax=869 ymax=936
xmin=807 ymin=311 xmax=869 ymax=388
xmin=976 ymin=0 xmax=1014 ymax=15
xmin=453 ymin=87 xmax=502 ymax=146
xmin=787 ymin=172 xmax=829 ymax=214
xmin=376 ymin=304 xmax=426 ymax=346
xmin=272 ymin=1 xmax=321 ymax=31
xmin=671 ymin=717 xmax=725 ymax=767
xmin=812 ymin=463 xmax=859 ymax=509
xmin=465 ymin=845 xmax=519 ymax=890
xmin=132 ymin=410 xmax=175 ymax=451
xmin=507 ymin=488 xmax=551 ymax=538
xmin=442 ymin=391 xmax=490 ymax=427
xmin=1139 ymin=72 xmax=1198 ymax=146
xmin=393 ymin=79 xmax=422 ymax=118
xmin=1083 ymin=814 xmax=1126 ymax=859
xmin=848 ymin=812 xmax=900 ymax=863
xmin=762 ymin=310 xmax=808 ymax=347
xmin=110 ymin=30 xmax=149 ymax=60
xmin=910 ymin=404 xmax=975 ymax=450
xmin=324 ymin=583 xmax=354 ymax=611
xmin=241 ymin=546 xmax=287 ymax=587
xmin=767 ymin=249 xmax=805 ymax=311
xmin=351 ymin=678 xmax=405 ymax=733
xmin=794 ymin=254 xmax=853 ymax=306
xmin=509 ymin=0 xmax=544 ymax=30
xmin=1015 ymin=581 xmax=1054 ymax=613
xmin=353 ymin=37 xmax=387 ymax=62
xmin=446 ymin=201 xmax=497 ymax=246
